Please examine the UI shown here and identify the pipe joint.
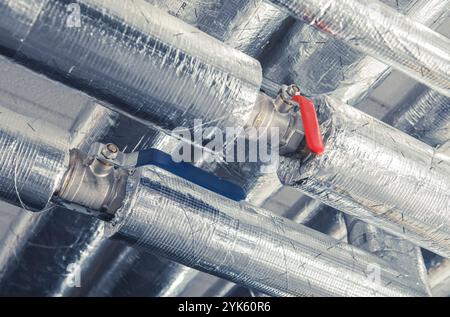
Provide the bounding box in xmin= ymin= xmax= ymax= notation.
xmin=56 ymin=146 xmax=128 ymax=220
xmin=251 ymin=92 xmax=305 ymax=155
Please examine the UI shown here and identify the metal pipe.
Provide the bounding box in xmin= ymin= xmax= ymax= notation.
xmin=0 ymin=105 xmax=117 ymax=295
xmin=391 ymin=89 xmax=450 ymax=147
xmin=0 ymin=105 xmax=69 ymax=211
xmin=263 ymin=0 xmax=449 ymax=104
xmin=330 ymin=0 xmax=450 ymax=105
xmin=0 ymin=53 xmax=118 ymax=294
xmin=0 ymin=0 xmax=262 ymax=133
xmin=224 ymin=1 xmax=291 ymax=58
xmin=278 ymin=95 xmax=450 ymax=257
xmin=147 ymin=0 xmax=292 ymax=58
xmin=105 ymin=165 xmax=426 ymax=297
xmin=428 ymin=257 xmax=450 ymax=296
xmin=267 ymin=0 xmax=450 ymax=98
xmin=259 ymin=0 xmax=447 ymax=296
xmin=345 ymin=216 xmax=431 ymax=295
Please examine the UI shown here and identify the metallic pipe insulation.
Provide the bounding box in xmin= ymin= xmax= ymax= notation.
xmin=83 ymin=90 xmax=342 ymax=297
xmin=428 ymin=257 xmax=450 ymax=296
xmin=391 ymin=90 xmax=450 ymax=148
xmin=0 ymin=54 xmax=119 ymax=290
xmin=0 ymin=105 xmax=69 ymax=211
xmin=261 ymin=20 xmax=331 ymax=95
xmin=0 ymin=102 xmax=118 ymax=285
xmin=0 ymin=208 xmax=105 ymax=296
xmin=262 ymin=0 xmax=413 ymax=98
xmin=0 ymin=107 xmax=70 ymax=292
xmin=145 ymin=0 xmax=257 ymax=42
xmin=105 ymin=165 xmax=426 ymax=297
xmin=258 ymin=5 xmax=437 ymax=292
xmin=157 ymin=265 xmax=205 ymax=297
xmin=147 ymin=0 xmax=292 ymax=59
xmin=95 ymin=168 xmax=325 ymax=296
xmin=262 ymin=0 xmax=448 ymax=103
xmin=268 ymin=0 xmax=450 ymax=98
xmin=0 ymin=209 xmax=49 ymax=280
xmin=145 ymin=89 xmax=317 ymax=295
xmin=278 ymin=96 xmax=450 ymax=258
xmin=0 ymin=109 xmax=117 ymax=296
xmin=338 ymin=0 xmax=450 ymax=291
xmin=345 ymin=215 xmax=431 ymax=295
xmin=0 ymin=0 xmax=262 ymax=133
xmin=135 ymin=177 xmax=337 ymax=297
xmin=52 ymin=123 xmax=187 ymax=297
xmin=69 ymin=104 xmax=119 ymax=152
xmin=259 ymin=2 xmax=445 ymax=293
xmin=81 ymin=243 xmax=140 ymax=297
xmin=0 ymin=1 xmax=442 ymax=296
xmin=126 ymin=187 xmax=348 ymax=297
xmin=50 ymin=122 xmax=182 ymax=297
xmin=223 ymin=1 xmax=291 ymax=58
xmin=333 ymin=0 xmax=450 ymax=105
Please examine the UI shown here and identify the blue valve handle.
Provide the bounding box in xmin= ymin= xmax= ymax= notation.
xmin=135 ymin=148 xmax=246 ymax=201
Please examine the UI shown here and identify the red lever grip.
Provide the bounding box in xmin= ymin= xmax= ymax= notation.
xmin=292 ymin=95 xmax=325 ymax=155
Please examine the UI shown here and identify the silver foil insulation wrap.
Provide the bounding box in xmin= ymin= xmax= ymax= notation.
xmin=392 ymin=90 xmax=450 ymax=148
xmin=0 ymin=0 xmax=262 ymax=132
xmin=69 ymin=104 xmax=118 ymax=152
xmin=268 ymin=0 xmax=450 ymax=98
xmin=147 ymin=0 xmax=290 ymax=58
xmin=106 ymin=166 xmax=426 ymax=297
xmin=345 ymin=216 xmax=431 ymax=294
xmin=329 ymin=0 xmax=450 ymax=105
xmin=277 ymin=96 xmax=450 ymax=257
xmin=0 ymin=106 xmax=69 ymax=211
xmin=263 ymin=0 xmax=450 ymax=104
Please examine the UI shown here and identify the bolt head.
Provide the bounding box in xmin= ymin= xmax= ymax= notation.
xmin=102 ymin=143 xmax=119 ymax=159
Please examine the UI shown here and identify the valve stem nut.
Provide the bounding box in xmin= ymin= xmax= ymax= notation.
xmin=101 ymin=143 xmax=119 ymax=160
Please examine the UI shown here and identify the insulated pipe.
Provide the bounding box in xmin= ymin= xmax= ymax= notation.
xmin=0 ymin=105 xmax=69 ymax=211
xmin=0 ymin=50 xmax=117 ymax=295
xmin=278 ymin=96 xmax=450 ymax=258
xmin=345 ymin=216 xmax=431 ymax=294
xmin=51 ymin=123 xmax=184 ymax=297
xmin=258 ymin=0 xmax=447 ymax=295
xmin=6 ymin=120 xmax=178 ymax=297
xmin=263 ymin=0 xmax=446 ymax=102
xmin=147 ymin=0 xmax=291 ymax=58
xmin=392 ymin=90 xmax=450 ymax=148
xmin=224 ymin=1 xmax=291 ymax=58
xmin=105 ymin=165 xmax=426 ymax=297
xmin=335 ymin=0 xmax=450 ymax=105
xmin=267 ymin=0 xmax=450 ymax=98
xmin=0 ymin=0 xmax=262 ymax=132
xmin=0 ymin=104 xmax=117 ymax=285
xmin=428 ymin=257 xmax=450 ymax=296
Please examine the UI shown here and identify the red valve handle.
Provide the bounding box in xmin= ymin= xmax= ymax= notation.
xmin=292 ymin=95 xmax=325 ymax=155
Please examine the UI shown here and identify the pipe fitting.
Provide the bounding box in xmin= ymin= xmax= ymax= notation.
xmin=251 ymin=92 xmax=305 ymax=155
xmin=57 ymin=148 xmax=128 ymax=217
xmin=273 ymin=84 xmax=301 ymax=113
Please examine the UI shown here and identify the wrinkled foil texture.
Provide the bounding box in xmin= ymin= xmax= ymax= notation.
xmin=0 ymin=0 xmax=262 ymax=132
xmin=345 ymin=216 xmax=431 ymax=294
xmin=0 ymin=55 xmax=119 ymax=292
xmin=0 ymin=105 xmax=68 ymax=211
xmin=106 ymin=165 xmax=427 ymax=297
xmin=278 ymin=96 xmax=450 ymax=257
xmin=147 ymin=0 xmax=291 ymax=58
xmin=393 ymin=90 xmax=450 ymax=148
xmin=268 ymin=0 xmax=450 ymax=98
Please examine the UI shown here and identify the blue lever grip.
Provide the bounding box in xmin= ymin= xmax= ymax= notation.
xmin=136 ymin=148 xmax=246 ymax=201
